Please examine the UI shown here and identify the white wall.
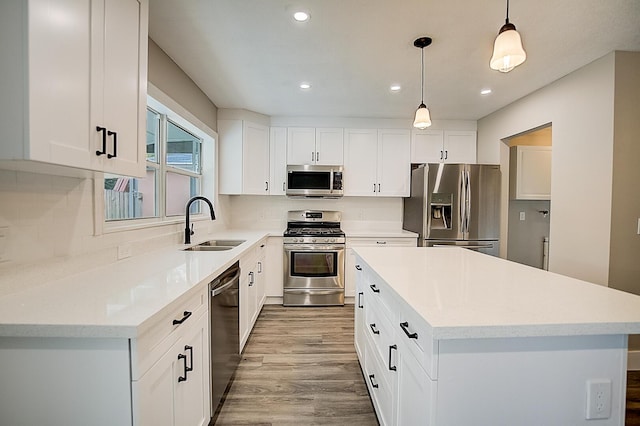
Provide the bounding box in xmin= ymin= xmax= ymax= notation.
xmin=478 ymin=53 xmax=616 ymax=285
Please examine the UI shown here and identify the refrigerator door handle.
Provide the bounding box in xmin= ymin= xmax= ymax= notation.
xmin=465 ymin=169 xmax=471 ymax=235
xmin=459 ymin=170 xmax=466 ymax=235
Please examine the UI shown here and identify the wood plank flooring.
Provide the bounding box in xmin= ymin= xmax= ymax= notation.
xmin=214 ymin=305 xmax=640 ymax=425
xmin=213 ymin=305 xmax=378 ymax=425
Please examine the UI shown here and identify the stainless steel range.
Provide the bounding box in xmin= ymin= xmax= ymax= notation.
xmin=283 ymin=210 xmax=345 ymax=306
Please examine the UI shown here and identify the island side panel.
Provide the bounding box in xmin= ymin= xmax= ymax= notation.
xmin=0 ymin=337 xmax=132 ymax=426
xmin=436 ymin=334 xmax=628 ymax=426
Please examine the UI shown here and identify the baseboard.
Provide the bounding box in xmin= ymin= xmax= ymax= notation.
xmin=628 ymin=350 xmax=640 ymax=370
xmin=265 ymin=296 xmax=283 ymax=305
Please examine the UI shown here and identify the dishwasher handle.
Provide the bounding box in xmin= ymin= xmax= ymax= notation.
xmin=211 ymin=266 xmax=241 ymax=296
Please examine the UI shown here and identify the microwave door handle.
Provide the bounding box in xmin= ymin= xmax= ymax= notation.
xmin=329 ymin=169 xmax=334 ymax=193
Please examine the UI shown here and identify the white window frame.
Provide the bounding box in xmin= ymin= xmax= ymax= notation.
xmin=94 ymin=88 xmax=217 ymax=235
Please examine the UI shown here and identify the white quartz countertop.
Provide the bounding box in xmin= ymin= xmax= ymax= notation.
xmin=354 ymin=247 xmax=640 ymax=339
xmin=0 ymin=230 xmax=270 ymax=339
xmin=343 ymin=229 xmax=418 ymax=238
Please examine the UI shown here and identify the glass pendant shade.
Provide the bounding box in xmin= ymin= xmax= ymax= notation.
xmin=490 ymin=25 xmax=526 ymax=72
xmin=413 ymin=103 xmax=432 ymax=129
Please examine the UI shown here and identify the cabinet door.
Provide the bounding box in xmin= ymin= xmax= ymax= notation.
xmin=344 ymin=129 xmax=378 ymax=196
xmin=27 ymin=0 xmax=93 ymax=170
xmin=98 ymin=0 xmax=147 ymax=177
xmin=396 ymin=348 xmax=436 ymax=426
xmin=287 ymin=127 xmax=316 ymax=165
xmin=269 ymin=127 xmax=287 ymax=195
xmin=255 ymin=242 xmax=267 ymax=314
xmin=354 ymin=261 xmax=366 ymax=364
xmin=242 ymin=122 xmax=270 ymax=194
xmin=265 ymin=237 xmax=284 ymax=298
xmin=315 ymin=128 xmax=344 ymax=165
xmin=443 ymin=130 xmax=476 ymax=164
xmin=411 ymin=130 xmax=444 ymax=164
xmin=134 ymin=343 xmax=178 ymax=426
xmin=377 ymin=129 xmax=411 ymax=197
xmin=175 ymin=312 xmax=210 ymax=426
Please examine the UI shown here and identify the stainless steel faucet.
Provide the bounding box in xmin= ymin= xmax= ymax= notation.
xmin=184 ymin=196 xmax=216 ymax=244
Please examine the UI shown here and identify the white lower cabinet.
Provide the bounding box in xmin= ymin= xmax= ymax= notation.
xmin=396 ymin=342 xmax=436 ymax=426
xmin=134 ymin=310 xmax=210 ymax=426
xmin=240 ymin=238 xmax=267 ymax=351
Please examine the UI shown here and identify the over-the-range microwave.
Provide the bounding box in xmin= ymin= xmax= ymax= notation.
xmin=286 ymin=165 xmax=343 ymax=198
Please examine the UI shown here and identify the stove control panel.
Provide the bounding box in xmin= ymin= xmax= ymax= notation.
xmin=283 ymin=236 xmax=345 ymax=245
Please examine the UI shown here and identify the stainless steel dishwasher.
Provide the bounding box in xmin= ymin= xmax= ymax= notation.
xmin=209 ymin=261 xmax=240 ymax=418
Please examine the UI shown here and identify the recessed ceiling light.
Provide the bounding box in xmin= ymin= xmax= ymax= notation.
xmin=390 ymin=84 xmax=402 ymax=92
xmin=293 ymin=11 xmax=309 ymax=22
xmin=299 ymin=83 xmax=311 ymax=90
xmin=480 ymin=89 xmax=492 ymax=95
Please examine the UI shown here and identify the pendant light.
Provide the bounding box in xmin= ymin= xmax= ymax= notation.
xmin=490 ymin=0 xmax=526 ymax=72
xmin=413 ymin=37 xmax=432 ymax=129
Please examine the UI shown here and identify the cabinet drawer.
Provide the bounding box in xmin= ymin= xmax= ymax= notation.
xmin=364 ymin=335 xmax=395 ymax=426
xmin=365 ymin=297 xmax=397 ymax=379
xmin=131 ymin=286 xmax=208 ymax=380
xmin=348 ymin=237 xmax=417 ymax=248
xmin=396 ymin=301 xmax=438 ymax=380
xmin=362 ymin=267 xmax=398 ymax=324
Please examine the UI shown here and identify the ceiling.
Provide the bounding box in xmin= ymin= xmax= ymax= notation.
xmin=148 ymin=0 xmax=640 ymax=122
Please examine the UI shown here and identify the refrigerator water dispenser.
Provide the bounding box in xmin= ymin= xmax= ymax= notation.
xmin=430 ymin=193 xmax=452 ymax=229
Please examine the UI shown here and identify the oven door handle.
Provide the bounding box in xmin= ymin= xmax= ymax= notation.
xmin=284 ymin=245 xmax=345 ymax=251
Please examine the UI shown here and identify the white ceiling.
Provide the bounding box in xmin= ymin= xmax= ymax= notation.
xmin=148 ymin=0 xmax=640 ymax=122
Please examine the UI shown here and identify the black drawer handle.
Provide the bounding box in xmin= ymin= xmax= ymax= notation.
xmin=369 ymin=323 xmax=380 ymax=335
xmin=185 ymin=345 xmax=193 ymax=372
xmin=178 ymin=353 xmax=188 ymax=382
xmin=96 ymin=126 xmax=107 ymax=156
xmin=107 ymin=130 xmax=117 ymax=158
xmin=389 ymin=344 xmax=397 ymax=371
xmin=357 ymin=292 xmax=363 ymax=309
xmin=400 ymin=321 xmax=418 ymax=339
xmin=355 ymin=265 xmax=362 ymax=271
xmin=370 ymin=284 xmax=380 ymax=293
xmin=172 ymin=311 xmax=192 ymax=325
xmin=368 ymin=374 xmax=379 ymax=389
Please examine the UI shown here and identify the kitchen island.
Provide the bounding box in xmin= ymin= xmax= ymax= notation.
xmin=354 ymin=247 xmax=640 ymax=426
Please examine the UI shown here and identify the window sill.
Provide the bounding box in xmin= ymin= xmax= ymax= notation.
xmin=103 ymin=215 xmax=213 ymax=234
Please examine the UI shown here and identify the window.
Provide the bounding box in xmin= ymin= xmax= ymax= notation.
xmin=104 ymin=96 xmax=213 ymax=225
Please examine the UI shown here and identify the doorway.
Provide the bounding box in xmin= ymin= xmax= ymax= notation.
xmin=505 ymin=125 xmax=552 ymax=269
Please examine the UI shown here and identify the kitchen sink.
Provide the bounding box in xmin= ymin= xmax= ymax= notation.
xmin=183 ymin=239 xmax=246 ymax=252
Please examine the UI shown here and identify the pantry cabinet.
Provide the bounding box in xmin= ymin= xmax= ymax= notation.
xmin=287 ymin=127 xmax=344 ymax=165
xmin=411 ymin=129 xmax=476 ymax=164
xmin=344 ymin=129 xmax=411 ymax=197
xmin=0 ymin=0 xmax=148 ymax=177
xmin=510 ymin=145 xmax=552 ymax=200
xmin=219 ymin=120 xmax=270 ymax=195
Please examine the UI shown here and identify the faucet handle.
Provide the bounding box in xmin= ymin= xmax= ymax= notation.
xmin=190 ymin=223 xmax=194 ymax=236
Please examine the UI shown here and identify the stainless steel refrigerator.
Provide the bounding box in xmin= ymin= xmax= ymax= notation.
xmin=403 ymin=163 xmax=501 ymax=256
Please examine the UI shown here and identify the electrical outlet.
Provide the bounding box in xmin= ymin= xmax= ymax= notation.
xmin=519 ymin=211 xmax=525 ymax=221
xmin=0 ymin=227 xmax=8 ymax=263
xmin=637 ymin=218 xmax=640 ymax=235
xmin=117 ymin=243 xmax=132 ymax=260
xmin=586 ymin=379 xmax=612 ymax=420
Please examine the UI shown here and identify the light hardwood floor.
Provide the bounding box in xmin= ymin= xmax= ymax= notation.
xmin=213 ymin=305 xmax=378 ymax=425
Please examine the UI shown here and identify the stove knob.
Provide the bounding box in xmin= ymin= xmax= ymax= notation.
xmin=296 ymin=238 xmax=302 ymax=243
xmin=312 ymin=238 xmax=317 ymax=243
xmin=330 ymin=238 xmax=336 ymax=243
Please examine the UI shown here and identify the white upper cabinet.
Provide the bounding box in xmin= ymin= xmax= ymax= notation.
xmin=0 ymin=0 xmax=148 ymax=177
xmin=219 ymin=119 xmax=270 ymax=195
xmin=269 ymin=127 xmax=287 ymax=195
xmin=411 ymin=129 xmax=476 ymax=164
xmin=287 ymin=127 xmax=344 ymax=165
xmin=510 ymin=145 xmax=552 ymax=200
xmin=344 ymin=129 xmax=410 ymax=197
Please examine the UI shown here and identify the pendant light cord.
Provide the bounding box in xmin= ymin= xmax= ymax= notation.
xmin=505 ymin=0 xmax=510 ymax=24
xmin=421 ymin=47 xmax=425 ymax=104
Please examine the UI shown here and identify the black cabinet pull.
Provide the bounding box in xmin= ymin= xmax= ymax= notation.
xmin=370 ymin=284 xmax=380 ymax=293
xmin=185 ymin=345 xmax=193 ymax=372
xmin=400 ymin=321 xmax=418 ymax=339
xmin=96 ymin=126 xmax=107 ymax=156
xmin=355 ymin=265 xmax=362 ymax=271
xmin=388 ymin=345 xmax=397 ymax=371
xmin=172 ymin=311 xmax=192 ymax=325
xmin=368 ymin=374 xmax=379 ymax=389
xmin=369 ymin=323 xmax=380 ymax=335
xmin=357 ymin=292 xmax=363 ymax=309
xmin=178 ymin=353 xmax=188 ymax=382
xmin=107 ymin=130 xmax=117 ymax=158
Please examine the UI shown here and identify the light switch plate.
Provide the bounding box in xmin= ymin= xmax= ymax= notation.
xmin=0 ymin=227 xmax=8 ymax=263
xmin=519 ymin=212 xmax=525 ymax=221
xmin=637 ymin=218 xmax=640 ymax=235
